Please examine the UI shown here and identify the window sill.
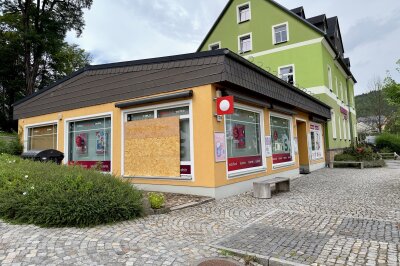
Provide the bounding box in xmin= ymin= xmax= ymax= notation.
xmin=228 ymin=167 xmax=267 ymax=179
xmin=238 ymin=19 xmax=250 ymax=24
xmin=272 ymin=162 xmax=295 ymax=170
xmin=274 ymin=41 xmax=288 ymax=45
xmin=123 ymin=176 xmax=193 ymax=181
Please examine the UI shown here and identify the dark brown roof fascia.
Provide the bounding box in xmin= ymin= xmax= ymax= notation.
xmin=115 ymin=90 xmax=193 ymax=109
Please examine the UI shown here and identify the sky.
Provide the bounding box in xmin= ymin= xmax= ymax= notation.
xmin=66 ymin=0 xmax=400 ymax=96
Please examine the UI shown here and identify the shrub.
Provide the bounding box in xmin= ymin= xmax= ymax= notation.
xmin=334 ymin=153 xmax=356 ymax=161
xmin=0 ymin=154 xmax=143 ymax=227
xmin=148 ymin=192 xmax=165 ymax=209
xmin=376 ymin=134 xmax=400 ymax=154
xmin=0 ymin=136 xmax=23 ymax=155
xmin=364 ymin=160 xmax=386 ymax=168
xmin=341 ymin=146 xmax=380 ymax=161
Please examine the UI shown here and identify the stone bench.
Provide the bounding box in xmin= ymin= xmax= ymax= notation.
xmin=253 ymin=177 xmax=290 ymax=199
xmin=331 ymin=161 xmax=364 ymax=169
xmin=378 ymin=152 xmax=399 ymax=160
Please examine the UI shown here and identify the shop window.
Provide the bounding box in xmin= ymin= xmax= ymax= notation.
xmin=270 ymin=115 xmax=293 ymax=165
xmin=126 ymin=105 xmax=192 ymax=176
xmin=225 ymin=107 xmax=263 ymax=173
xmin=310 ymin=123 xmax=323 ymax=160
xmin=27 ymin=124 xmax=57 ymax=151
xmin=68 ymin=117 xmax=111 ymax=172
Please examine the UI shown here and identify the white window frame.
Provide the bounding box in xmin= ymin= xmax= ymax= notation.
xmin=338 ymin=114 xmax=342 ymax=140
xmin=328 ymin=65 xmax=333 ymax=92
xmin=23 ymin=120 xmax=59 ymax=152
xmin=270 ymin=112 xmax=295 ymax=169
xmin=208 ymin=41 xmax=221 ymax=51
xmin=238 ymin=32 xmax=252 ymax=54
xmin=278 ymin=64 xmax=295 ymax=85
xmin=331 ymin=110 xmax=337 ymax=139
xmin=63 ymin=112 xmax=113 ymax=171
xmin=272 ymin=22 xmax=289 ymax=45
xmin=121 ymin=100 xmax=194 ymax=181
xmin=340 ymin=82 xmax=344 ymax=102
xmin=310 ymin=123 xmax=324 ymax=160
xmin=225 ymin=103 xmax=266 ymax=179
xmin=236 ymin=2 xmax=251 ymax=23
xmin=335 ymin=77 xmax=338 ymax=96
xmin=343 ymin=117 xmax=347 ymax=140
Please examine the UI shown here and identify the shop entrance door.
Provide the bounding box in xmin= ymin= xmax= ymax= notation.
xmin=296 ymin=120 xmax=310 ymax=174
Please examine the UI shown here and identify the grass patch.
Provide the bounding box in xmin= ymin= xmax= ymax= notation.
xmin=0 ymin=154 xmax=143 ymax=227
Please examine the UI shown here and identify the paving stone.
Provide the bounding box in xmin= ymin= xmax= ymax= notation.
xmin=0 ymin=167 xmax=399 ymax=265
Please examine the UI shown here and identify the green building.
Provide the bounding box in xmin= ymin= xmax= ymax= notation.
xmin=198 ymin=0 xmax=357 ymax=161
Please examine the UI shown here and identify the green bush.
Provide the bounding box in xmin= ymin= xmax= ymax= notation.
xmin=334 ymin=153 xmax=356 ymax=161
xmin=376 ymin=134 xmax=400 ymax=154
xmin=0 ymin=136 xmax=23 ymax=155
xmin=341 ymin=146 xmax=380 ymax=161
xmin=364 ymin=160 xmax=386 ymax=168
xmin=0 ymin=154 xmax=143 ymax=227
xmin=148 ymin=192 xmax=165 ymax=209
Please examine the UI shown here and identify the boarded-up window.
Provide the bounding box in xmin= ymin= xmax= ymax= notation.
xmin=124 ymin=116 xmax=181 ymax=177
xmin=27 ymin=124 xmax=57 ymax=150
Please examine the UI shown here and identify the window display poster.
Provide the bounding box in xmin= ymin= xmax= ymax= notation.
xmin=265 ymin=135 xmax=272 ymax=157
xmin=271 ymin=116 xmax=293 ymax=164
xmin=214 ymin=132 xmax=226 ymax=162
xmin=75 ymin=133 xmax=88 ymax=155
xmin=96 ymin=131 xmax=107 ymax=154
xmin=233 ymin=124 xmax=246 ymax=149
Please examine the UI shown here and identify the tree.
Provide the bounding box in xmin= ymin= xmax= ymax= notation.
xmin=0 ymin=0 xmax=92 ymax=131
xmin=362 ymin=77 xmax=388 ymax=133
xmin=383 ymin=60 xmax=400 ymax=133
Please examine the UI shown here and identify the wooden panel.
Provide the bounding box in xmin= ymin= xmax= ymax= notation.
xmin=124 ymin=117 xmax=180 ymax=177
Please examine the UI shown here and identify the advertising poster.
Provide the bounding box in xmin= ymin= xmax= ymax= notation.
xmin=233 ymin=124 xmax=246 ymax=149
xmin=95 ymin=131 xmax=107 ymax=154
xmin=214 ymin=132 xmax=226 ymax=162
xmin=75 ymin=133 xmax=88 ymax=155
xmin=265 ymin=135 xmax=272 ymax=157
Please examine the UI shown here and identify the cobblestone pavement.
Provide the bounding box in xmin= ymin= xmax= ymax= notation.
xmin=1 ymin=166 xmax=400 ymax=265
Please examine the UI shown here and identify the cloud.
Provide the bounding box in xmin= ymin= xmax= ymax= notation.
xmin=344 ymin=10 xmax=400 ymax=51
xmin=66 ymin=0 xmax=400 ymax=95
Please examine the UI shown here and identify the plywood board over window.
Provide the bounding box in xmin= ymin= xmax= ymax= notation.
xmin=124 ymin=116 xmax=180 ymax=177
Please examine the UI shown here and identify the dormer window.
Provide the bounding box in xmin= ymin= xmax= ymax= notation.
xmin=238 ymin=33 xmax=252 ymax=53
xmin=237 ymin=2 xmax=251 ymax=23
xmin=209 ymin=42 xmax=221 ymax=51
xmin=273 ymin=23 xmax=289 ymax=44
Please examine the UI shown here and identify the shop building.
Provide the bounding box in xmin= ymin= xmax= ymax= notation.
xmin=14 ymin=49 xmax=330 ymax=199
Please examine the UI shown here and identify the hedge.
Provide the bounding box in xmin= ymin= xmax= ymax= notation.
xmin=0 ymin=154 xmax=143 ymax=227
xmin=376 ymin=134 xmax=400 ymax=154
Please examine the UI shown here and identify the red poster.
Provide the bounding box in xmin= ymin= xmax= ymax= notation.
xmin=75 ymin=133 xmax=88 ymax=155
xmin=233 ymin=124 xmax=246 ymax=149
xmin=228 ymin=156 xmax=263 ymax=171
xmin=272 ymin=153 xmax=292 ymax=164
xmin=68 ymin=161 xmax=111 ymax=172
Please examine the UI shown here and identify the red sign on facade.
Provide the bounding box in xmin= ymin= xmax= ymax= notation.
xmin=216 ymin=96 xmax=234 ymax=115
xmin=272 ymin=153 xmax=292 ymax=164
xmin=227 ymin=155 xmax=263 ymax=171
xmin=69 ymin=161 xmax=111 ymax=172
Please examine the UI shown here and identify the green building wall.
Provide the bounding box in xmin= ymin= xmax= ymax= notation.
xmin=199 ymin=0 xmax=357 ymax=151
